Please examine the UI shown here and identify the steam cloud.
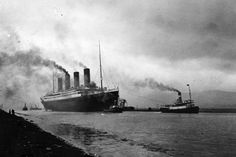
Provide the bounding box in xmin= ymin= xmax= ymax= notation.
xmin=134 ymin=78 xmax=180 ymax=93
xmin=0 ymin=49 xmax=69 ymax=108
xmin=72 ymin=60 xmax=87 ymax=69
xmin=77 ymin=61 xmax=87 ymax=69
xmin=0 ymin=50 xmax=69 ymax=74
xmin=60 ymin=55 xmax=88 ymax=70
xmin=5 ymin=85 xmax=19 ymax=99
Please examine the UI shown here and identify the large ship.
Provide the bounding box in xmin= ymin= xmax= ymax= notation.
xmin=160 ymin=85 xmax=199 ymax=113
xmin=41 ymin=44 xmax=119 ymax=112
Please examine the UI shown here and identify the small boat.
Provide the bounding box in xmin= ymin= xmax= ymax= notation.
xmin=160 ymin=84 xmax=199 ymax=113
xmin=22 ymin=104 xmax=28 ymax=111
xmin=104 ymin=105 xmax=123 ymax=113
xmin=30 ymin=104 xmax=42 ymax=110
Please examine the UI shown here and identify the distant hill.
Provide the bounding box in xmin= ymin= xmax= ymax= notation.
xmin=122 ymin=89 xmax=236 ymax=109
xmin=192 ymin=90 xmax=236 ymax=108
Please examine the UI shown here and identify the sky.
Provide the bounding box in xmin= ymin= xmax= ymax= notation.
xmin=1 ymin=0 xmax=236 ymax=108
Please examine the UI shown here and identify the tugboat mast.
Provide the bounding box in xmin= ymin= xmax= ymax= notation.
xmin=99 ymin=41 xmax=103 ymax=90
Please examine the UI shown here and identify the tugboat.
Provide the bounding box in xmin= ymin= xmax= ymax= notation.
xmin=160 ymin=84 xmax=199 ymax=113
xmin=103 ymin=99 xmax=126 ymax=113
xmin=103 ymin=105 xmax=123 ymax=113
xmin=22 ymin=103 xmax=28 ymax=111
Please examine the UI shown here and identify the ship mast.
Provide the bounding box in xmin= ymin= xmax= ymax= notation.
xmin=99 ymin=41 xmax=103 ymax=90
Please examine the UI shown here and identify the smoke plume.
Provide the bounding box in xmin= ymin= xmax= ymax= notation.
xmin=0 ymin=50 xmax=69 ymax=74
xmin=5 ymin=84 xmax=20 ymax=99
xmin=134 ymin=78 xmax=180 ymax=93
xmin=59 ymin=54 xmax=88 ymax=70
xmin=71 ymin=60 xmax=87 ymax=69
xmin=0 ymin=49 xmax=69 ymax=109
xmin=78 ymin=62 xmax=87 ymax=68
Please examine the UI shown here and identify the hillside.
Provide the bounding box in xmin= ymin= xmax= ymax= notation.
xmin=191 ymin=90 xmax=236 ymax=108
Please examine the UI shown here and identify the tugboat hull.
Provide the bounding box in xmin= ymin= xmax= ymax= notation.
xmin=160 ymin=106 xmax=199 ymax=113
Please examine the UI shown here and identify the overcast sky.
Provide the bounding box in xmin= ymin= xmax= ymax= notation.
xmin=1 ymin=0 xmax=236 ymax=106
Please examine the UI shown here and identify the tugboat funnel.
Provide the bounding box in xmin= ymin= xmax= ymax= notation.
xmin=177 ymin=91 xmax=183 ymax=104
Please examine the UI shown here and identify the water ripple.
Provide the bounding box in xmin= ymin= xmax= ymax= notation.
xmin=52 ymin=123 xmax=173 ymax=156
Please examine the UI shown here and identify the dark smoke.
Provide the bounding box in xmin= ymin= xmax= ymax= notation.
xmin=0 ymin=49 xmax=69 ymax=108
xmin=5 ymin=84 xmax=19 ymax=99
xmin=134 ymin=78 xmax=180 ymax=93
xmin=88 ymin=81 xmax=97 ymax=88
xmin=72 ymin=60 xmax=87 ymax=69
xmin=0 ymin=50 xmax=69 ymax=74
xmin=78 ymin=62 xmax=87 ymax=68
xmin=60 ymin=53 xmax=87 ymax=70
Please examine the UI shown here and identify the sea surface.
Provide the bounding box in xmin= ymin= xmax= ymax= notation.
xmin=19 ymin=111 xmax=236 ymax=157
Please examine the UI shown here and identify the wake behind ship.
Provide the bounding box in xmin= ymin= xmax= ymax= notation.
xmin=41 ymin=45 xmax=119 ymax=112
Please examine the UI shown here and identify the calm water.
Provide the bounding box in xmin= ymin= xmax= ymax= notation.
xmin=19 ymin=111 xmax=236 ymax=157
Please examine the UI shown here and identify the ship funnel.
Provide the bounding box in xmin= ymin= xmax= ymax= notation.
xmin=74 ymin=72 xmax=80 ymax=89
xmin=177 ymin=91 xmax=183 ymax=103
xmin=58 ymin=77 xmax=63 ymax=91
xmin=84 ymin=68 xmax=90 ymax=87
xmin=65 ymin=73 xmax=70 ymax=90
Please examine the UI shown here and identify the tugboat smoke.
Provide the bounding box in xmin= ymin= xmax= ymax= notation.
xmin=134 ymin=78 xmax=180 ymax=93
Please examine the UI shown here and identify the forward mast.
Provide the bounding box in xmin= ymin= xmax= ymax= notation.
xmin=99 ymin=41 xmax=103 ymax=91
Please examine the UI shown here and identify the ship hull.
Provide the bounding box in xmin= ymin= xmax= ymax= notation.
xmin=160 ymin=106 xmax=199 ymax=113
xmin=41 ymin=90 xmax=119 ymax=112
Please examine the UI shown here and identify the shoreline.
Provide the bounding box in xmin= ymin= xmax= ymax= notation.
xmin=0 ymin=109 xmax=94 ymax=157
xmin=124 ymin=108 xmax=236 ymax=113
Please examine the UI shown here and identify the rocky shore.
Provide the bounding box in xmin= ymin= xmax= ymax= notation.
xmin=0 ymin=109 xmax=94 ymax=157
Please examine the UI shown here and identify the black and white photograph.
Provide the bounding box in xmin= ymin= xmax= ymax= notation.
xmin=0 ymin=0 xmax=236 ymax=156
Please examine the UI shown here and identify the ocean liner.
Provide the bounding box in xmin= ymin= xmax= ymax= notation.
xmin=41 ymin=44 xmax=119 ymax=112
xmin=160 ymin=84 xmax=199 ymax=113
